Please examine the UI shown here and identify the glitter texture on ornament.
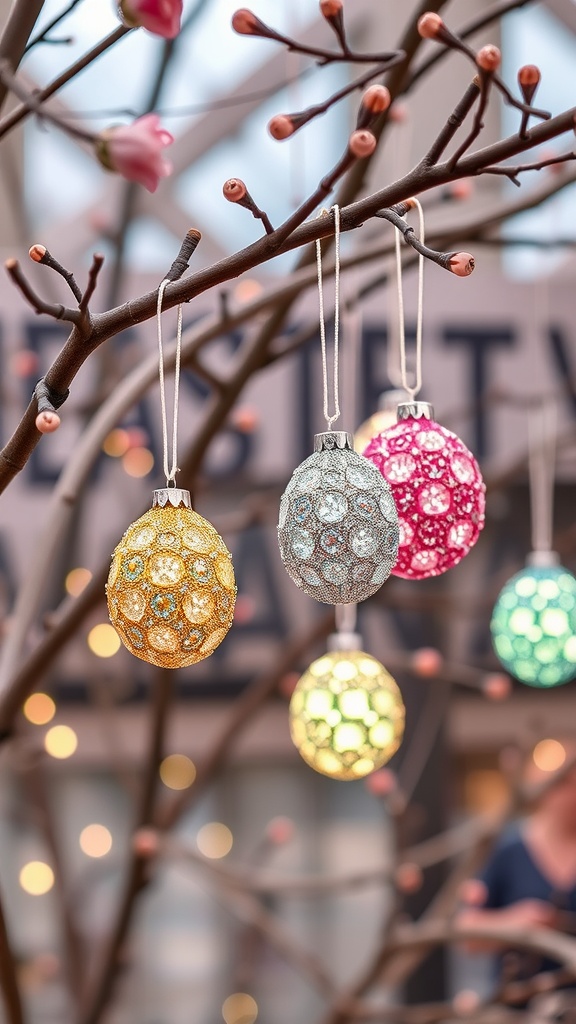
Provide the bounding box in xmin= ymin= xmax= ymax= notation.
xmin=289 ymin=648 xmax=405 ymax=780
xmin=107 ymin=489 xmax=236 ymax=668
xmin=491 ymin=562 xmax=576 ymax=687
xmin=278 ymin=432 xmax=399 ymax=603
xmin=363 ymin=405 xmax=485 ymax=579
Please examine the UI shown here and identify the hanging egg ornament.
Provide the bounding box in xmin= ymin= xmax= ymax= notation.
xmin=363 ymin=402 xmax=485 ymax=580
xmin=107 ymin=488 xmax=236 ymax=668
xmin=490 ymin=552 xmax=576 ymax=688
xmin=354 ymin=389 xmax=407 ymax=454
xmin=289 ymin=632 xmax=405 ymax=780
xmin=278 ymin=431 xmax=399 ymax=604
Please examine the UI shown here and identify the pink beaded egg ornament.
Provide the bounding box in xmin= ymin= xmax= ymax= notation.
xmin=362 ymin=198 xmax=484 ymax=579
xmin=363 ymin=401 xmax=485 ymax=579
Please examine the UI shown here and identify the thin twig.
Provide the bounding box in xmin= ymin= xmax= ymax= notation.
xmin=0 ymin=879 xmax=24 ymax=1024
xmin=28 ymin=244 xmax=82 ymax=301
xmin=481 ymin=151 xmax=576 ymax=186
xmin=78 ymin=671 xmax=174 ymax=1024
xmin=447 ymin=70 xmax=492 ymax=170
xmin=0 ymin=25 xmax=131 ymax=140
xmin=424 ymin=78 xmax=480 ymax=166
xmin=24 ymin=0 xmax=83 ymax=53
xmin=4 ymin=258 xmax=82 ymax=324
xmin=0 ymin=0 xmax=45 ymax=114
xmin=78 ymin=253 xmax=105 ymax=316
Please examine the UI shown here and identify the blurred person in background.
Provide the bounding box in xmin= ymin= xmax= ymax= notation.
xmin=459 ymin=747 xmax=576 ymax=1020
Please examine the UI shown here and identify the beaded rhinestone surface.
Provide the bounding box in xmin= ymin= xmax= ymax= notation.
xmin=363 ymin=416 xmax=485 ymax=579
xmin=491 ymin=565 xmax=576 ymax=687
xmin=106 ymin=502 xmax=236 ymax=668
xmin=289 ymin=650 xmax=405 ymax=780
xmin=278 ymin=433 xmax=399 ymax=604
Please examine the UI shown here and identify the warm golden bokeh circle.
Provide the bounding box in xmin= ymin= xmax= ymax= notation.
xmin=23 ymin=692 xmax=56 ymax=725
xmin=289 ymin=650 xmax=405 ymax=780
xmin=106 ymin=503 xmax=236 ymax=668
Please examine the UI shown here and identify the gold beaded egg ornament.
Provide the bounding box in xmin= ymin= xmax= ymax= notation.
xmin=107 ymin=270 xmax=236 ymax=668
xmin=107 ymin=488 xmax=236 ymax=669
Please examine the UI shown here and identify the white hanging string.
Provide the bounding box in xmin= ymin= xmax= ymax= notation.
xmin=335 ymin=602 xmax=357 ymax=635
xmin=394 ymin=197 xmax=425 ymax=401
xmin=156 ymin=278 xmax=183 ymax=485
xmin=316 ymin=204 xmax=341 ymax=430
xmin=528 ymin=397 xmax=556 ymax=554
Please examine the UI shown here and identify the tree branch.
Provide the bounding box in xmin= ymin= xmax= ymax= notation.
xmin=0 ymin=24 xmax=131 ymax=140
xmin=0 ymin=879 xmax=25 ymax=1024
xmin=0 ymin=0 xmax=45 ymax=113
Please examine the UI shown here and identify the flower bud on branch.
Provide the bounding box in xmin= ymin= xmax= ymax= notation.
xmin=118 ymin=0 xmax=182 ymax=39
xmin=348 ymin=129 xmax=376 ymax=158
xmin=417 ymin=12 xmax=444 ymax=40
xmin=356 ymin=84 xmax=390 ymax=130
xmin=320 ymin=0 xmax=342 ymax=16
xmin=223 ymin=179 xmax=274 ymax=234
xmin=319 ymin=0 xmax=348 ymax=55
xmin=518 ymin=64 xmax=541 ymax=137
xmin=268 ymin=115 xmax=297 ymax=140
xmin=35 ymin=411 xmax=60 ymax=434
xmin=476 ymin=44 xmax=501 ymax=73
xmin=231 ymin=8 xmax=280 ymax=41
xmin=448 ymin=252 xmax=475 ymax=277
xmin=96 ymin=114 xmax=173 ymax=193
xmin=518 ymin=64 xmax=541 ymax=103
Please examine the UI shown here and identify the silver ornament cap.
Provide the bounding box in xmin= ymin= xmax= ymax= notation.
xmin=526 ymin=549 xmax=560 ymax=568
xmin=278 ymin=436 xmax=399 ymax=605
xmin=314 ymin=431 xmax=353 ymax=452
xmin=153 ymin=487 xmax=192 ymax=509
xmin=397 ymin=401 xmax=434 ymax=422
xmin=327 ymin=631 xmax=362 ymax=652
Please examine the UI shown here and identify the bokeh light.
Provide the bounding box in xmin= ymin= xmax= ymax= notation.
xmin=491 ymin=565 xmax=576 ymax=687
xmin=122 ymin=447 xmax=154 ymax=477
xmin=233 ymin=278 xmax=262 ymax=303
xmin=79 ymin=824 xmax=113 ymax=858
xmin=222 ymin=993 xmax=258 ymax=1024
xmin=23 ymin=692 xmax=56 ymax=725
xmin=65 ymin=567 xmax=93 ymax=597
xmin=103 ymin=428 xmax=130 ymax=457
xmin=87 ymin=623 xmax=121 ymax=658
xmin=159 ymin=754 xmax=196 ymax=790
xmin=44 ymin=725 xmax=78 ymax=759
xmin=289 ymin=650 xmax=405 ymax=780
xmin=19 ymin=861 xmax=54 ymax=895
xmin=197 ymin=822 xmax=233 ymax=859
xmin=533 ymin=738 xmax=566 ymax=772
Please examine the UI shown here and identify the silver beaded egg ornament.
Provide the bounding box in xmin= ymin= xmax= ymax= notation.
xmin=278 ymin=431 xmax=399 ymax=604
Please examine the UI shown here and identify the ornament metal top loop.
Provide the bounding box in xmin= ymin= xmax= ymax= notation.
xmin=313 ymin=431 xmax=353 ymax=452
xmin=153 ymin=487 xmax=192 ymax=509
xmin=396 ymin=401 xmax=434 ymax=422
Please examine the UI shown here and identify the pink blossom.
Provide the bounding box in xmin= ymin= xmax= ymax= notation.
xmin=119 ymin=0 xmax=182 ymax=39
xmin=97 ymin=115 xmax=174 ymax=193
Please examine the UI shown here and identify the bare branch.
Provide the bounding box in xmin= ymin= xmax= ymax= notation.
xmin=0 ymin=881 xmax=25 ymax=1024
xmin=424 ymin=78 xmax=480 ymax=166
xmin=24 ymin=0 xmax=82 ymax=53
xmin=0 ymin=0 xmax=45 ymax=113
xmin=4 ymin=258 xmax=82 ymax=324
xmin=28 ymin=243 xmax=83 ymax=303
xmin=231 ymin=8 xmax=405 ymax=67
xmin=0 ymin=24 xmax=131 ymax=141
xmin=481 ymin=151 xmax=576 ymax=186
xmin=375 ymin=203 xmax=475 ymax=276
xmin=78 ymin=253 xmax=105 ymax=316
xmin=223 ymin=179 xmax=274 ymax=235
